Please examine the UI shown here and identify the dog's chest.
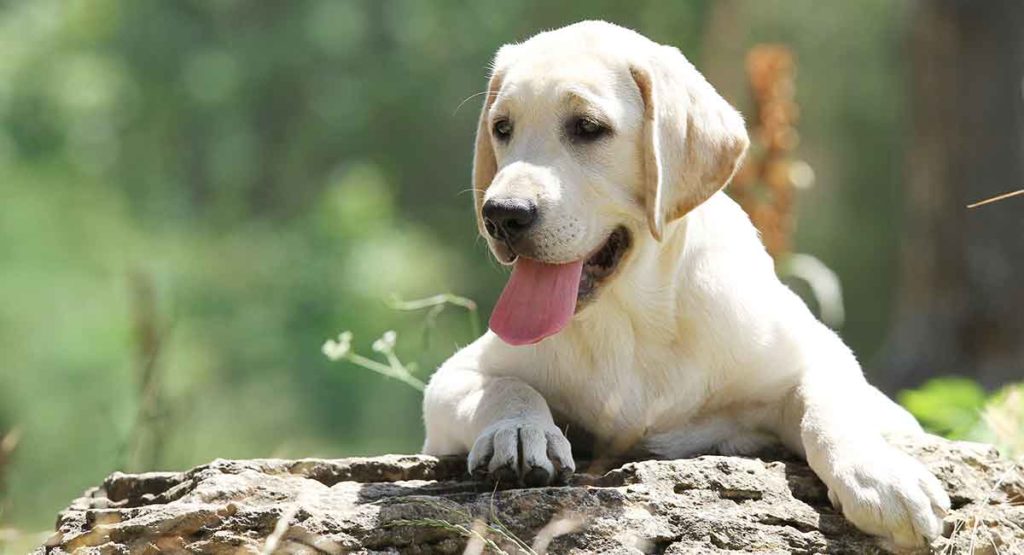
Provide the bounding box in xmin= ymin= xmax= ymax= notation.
xmin=536 ymin=339 xmax=711 ymax=442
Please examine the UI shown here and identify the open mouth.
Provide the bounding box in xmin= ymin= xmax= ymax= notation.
xmin=578 ymin=226 xmax=631 ymax=304
xmin=488 ymin=226 xmax=631 ymax=346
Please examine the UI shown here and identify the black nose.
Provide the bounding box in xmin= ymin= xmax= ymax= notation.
xmin=482 ymin=198 xmax=538 ymax=242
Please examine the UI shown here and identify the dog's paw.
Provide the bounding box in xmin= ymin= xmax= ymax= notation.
xmin=468 ymin=420 xmax=574 ymax=487
xmin=826 ymin=445 xmax=950 ymax=549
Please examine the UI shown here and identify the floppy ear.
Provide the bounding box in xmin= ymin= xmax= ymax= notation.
xmin=471 ymin=68 xmax=505 ymax=237
xmin=631 ymin=46 xmax=749 ymax=240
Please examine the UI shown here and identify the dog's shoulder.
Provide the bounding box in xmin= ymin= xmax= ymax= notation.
xmin=688 ymin=192 xmax=763 ymax=251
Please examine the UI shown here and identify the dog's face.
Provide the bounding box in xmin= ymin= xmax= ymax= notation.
xmin=480 ymin=45 xmax=643 ymax=299
xmin=474 ymin=22 xmax=749 ymax=344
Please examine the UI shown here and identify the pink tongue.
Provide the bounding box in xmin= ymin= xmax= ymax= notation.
xmin=490 ymin=258 xmax=584 ymax=346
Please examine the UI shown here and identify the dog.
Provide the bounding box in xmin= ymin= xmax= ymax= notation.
xmin=422 ymin=21 xmax=949 ymax=548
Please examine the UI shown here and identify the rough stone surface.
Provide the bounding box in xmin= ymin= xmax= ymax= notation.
xmin=37 ymin=438 xmax=1023 ymax=554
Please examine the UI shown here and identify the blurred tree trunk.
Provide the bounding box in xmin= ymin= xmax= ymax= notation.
xmin=881 ymin=0 xmax=1024 ymax=392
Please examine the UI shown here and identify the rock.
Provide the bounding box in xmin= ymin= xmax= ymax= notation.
xmin=37 ymin=438 xmax=1023 ymax=554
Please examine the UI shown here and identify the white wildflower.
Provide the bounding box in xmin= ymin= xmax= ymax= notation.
xmin=371 ymin=330 xmax=397 ymax=353
xmin=322 ymin=331 xmax=353 ymax=361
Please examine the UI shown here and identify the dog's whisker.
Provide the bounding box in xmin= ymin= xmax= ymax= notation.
xmin=453 ymin=90 xmax=500 ymax=116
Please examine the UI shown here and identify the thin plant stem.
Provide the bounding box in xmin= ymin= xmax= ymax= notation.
xmin=346 ymin=353 xmax=425 ymax=391
xmin=967 ymin=188 xmax=1024 ymax=208
xmin=389 ymin=293 xmax=481 ymax=338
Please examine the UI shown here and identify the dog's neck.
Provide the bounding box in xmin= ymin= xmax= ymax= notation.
xmin=567 ymin=208 xmax=695 ymax=350
xmin=565 ymin=192 xmax=753 ymax=349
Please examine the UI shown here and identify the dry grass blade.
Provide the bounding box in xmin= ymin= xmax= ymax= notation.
xmin=487 ymin=492 xmax=535 ymax=555
xmin=967 ymin=189 xmax=1024 ymax=208
xmin=965 ymin=463 xmax=1016 ymax=553
xmin=0 ymin=427 xmax=21 ymax=505
xmin=531 ymin=513 xmax=584 ymax=554
xmin=384 ymin=497 xmax=536 ymax=555
xmin=942 ymin=518 xmax=967 ymax=555
xmin=387 ymin=518 xmax=510 ymax=555
xmin=261 ymin=501 xmax=303 ymax=555
xmin=0 ymin=427 xmax=21 ymax=461
xmin=463 ymin=520 xmax=490 ymax=555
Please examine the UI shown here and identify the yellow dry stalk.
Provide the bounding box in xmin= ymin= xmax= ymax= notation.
xmin=730 ymin=45 xmax=805 ymax=260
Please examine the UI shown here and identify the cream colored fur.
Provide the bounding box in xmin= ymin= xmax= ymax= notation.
xmin=423 ymin=21 xmax=949 ymax=549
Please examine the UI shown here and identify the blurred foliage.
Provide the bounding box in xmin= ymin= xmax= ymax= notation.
xmin=982 ymin=385 xmax=1024 ymax=459
xmin=900 ymin=379 xmax=1024 ymax=460
xmin=0 ymin=0 xmax=1012 ymax=539
xmin=900 ymin=378 xmax=989 ymax=440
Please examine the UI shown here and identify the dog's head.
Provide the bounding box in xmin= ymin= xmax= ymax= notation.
xmin=473 ymin=21 xmax=748 ymax=345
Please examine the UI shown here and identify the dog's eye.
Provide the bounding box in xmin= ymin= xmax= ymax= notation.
xmin=492 ymin=118 xmax=512 ymax=141
xmin=569 ymin=116 xmax=608 ymax=142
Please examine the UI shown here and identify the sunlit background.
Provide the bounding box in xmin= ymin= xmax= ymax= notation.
xmin=1 ymin=0 xmax=1021 ymax=541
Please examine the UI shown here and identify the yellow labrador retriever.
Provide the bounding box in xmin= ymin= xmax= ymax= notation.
xmin=423 ymin=21 xmax=948 ymax=548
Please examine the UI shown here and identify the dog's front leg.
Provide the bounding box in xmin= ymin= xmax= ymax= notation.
xmin=778 ymin=352 xmax=950 ymax=549
xmin=422 ymin=364 xmax=573 ymax=486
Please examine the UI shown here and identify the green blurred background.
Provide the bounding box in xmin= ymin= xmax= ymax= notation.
xmin=2 ymin=0 xmax=1022 ymax=539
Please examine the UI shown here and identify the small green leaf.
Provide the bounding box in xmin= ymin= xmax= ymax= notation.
xmin=899 ymin=377 xmax=987 ymax=439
